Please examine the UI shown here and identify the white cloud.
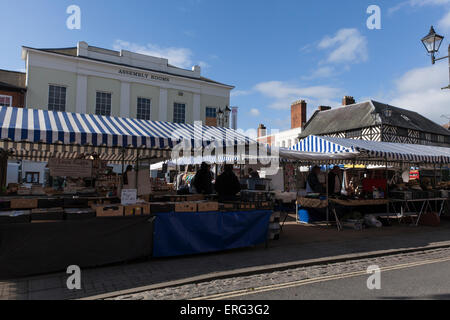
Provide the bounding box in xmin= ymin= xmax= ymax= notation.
xmin=318 ymin=28 xmax=368 ymax=64
xmin=439 ymin=10 xmax=450 ymax=31
xmin=302 ymin=66 xmax=336 ymax=80
xmin=249 ymin=108 xmax=260 ymax=116
xmin=389 ymin=0 xmax=450 ymax=14
xmin=388 ymin=63 xmax=450 ymax=123
xmin=113 ymin=40 xmax=194 ymax=69
xmin=253 ymin=81 xmax=342 ymax=110
xmin=231 ymin=90 xmax=253 ymax=97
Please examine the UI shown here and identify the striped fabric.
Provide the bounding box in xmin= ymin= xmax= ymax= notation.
xmin=0 ymin=106 xmax=252 ymax=149
xmin=291 ymin=135 xmax=450 ymax=164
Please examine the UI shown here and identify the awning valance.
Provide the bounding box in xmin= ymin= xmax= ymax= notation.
xmin=291 ymin=135 xmax=450 ymax=164
xmin=0 ymin=106 xmax=252 ymax=149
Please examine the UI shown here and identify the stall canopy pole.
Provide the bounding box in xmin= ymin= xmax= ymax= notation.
xmin=120 ymin=148 xmax=125 ymax=188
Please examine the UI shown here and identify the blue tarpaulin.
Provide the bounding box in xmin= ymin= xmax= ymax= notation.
xmin=153 ymin=210 xmax=272 ymax=257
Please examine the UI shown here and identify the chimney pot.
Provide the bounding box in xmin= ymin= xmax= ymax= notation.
xmin=257 ymin=124 xmax=267 ymax=138
xmin=342 ymin=96 xmax=356 ymax=106
xmin=291 ymin=100 xmax=307 ymax=129
xmin=318 ymin=106 xmax=332 ymax=112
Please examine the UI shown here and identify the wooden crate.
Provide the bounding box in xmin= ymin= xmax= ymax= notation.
xmin=95 ymin=204 xmax=124 ymax=217
xmin=124 ymin=203 xmax=151 ymax=216
xmin=10 ymin=198 xmax=38 ymax=209
xmin=175 ymin=202 xmax=197 ymax=212
xmin=197 ymin=201 xmax=219 ymax=212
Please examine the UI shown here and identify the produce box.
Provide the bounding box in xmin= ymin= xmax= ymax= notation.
xmin=124 ymin=203 xmax=151 ymax=216
xmin=219 ymin=202 xmax=237 ymax=211
xmin=94 ymin=204 xmax=124 ymax=217
xmin=10 ymin=198 xmax=39 ymax=209
xmin=197 ymin=201 xmax=219 ymax=212
xmin=175 ymin=202 xmax=197 ymax=212
xmin=150 ymin=202 xmax=175 ymax=213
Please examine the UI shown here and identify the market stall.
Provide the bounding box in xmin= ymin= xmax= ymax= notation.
xmin=0 ymin=106 xmax=273 ymax=278
xmin=280 ymin=135 xmax=450 ymax=230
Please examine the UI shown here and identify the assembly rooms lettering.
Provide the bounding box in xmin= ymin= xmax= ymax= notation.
xmin=118 ymin=69 xmax=170 ymax=82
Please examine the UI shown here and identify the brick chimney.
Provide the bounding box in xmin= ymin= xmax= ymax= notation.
xmin=257 ymin=124 xmax=267 ymax=138
xmin=318 ymin=106 xmax=332 ymax=112
xmin=291 ymin=100 xmax=307 ymax=129
xmin=342 ymin=96 xmax=356 ymax=106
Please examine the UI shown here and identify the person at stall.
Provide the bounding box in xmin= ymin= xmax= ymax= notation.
xmin=193 ymin=162 xmax=213 ymax=194
xmin=328 ymin=166 xmax=342 ymax=196
xmin=123 ymin=165 xmax=133 ymax=186
xmin=215 ymin=164 xmax=241 ymax=201
xmin=306 ymin=166 xmax=324 ymax=194
xmin=248 ymin=168 xmax=260 ymax=179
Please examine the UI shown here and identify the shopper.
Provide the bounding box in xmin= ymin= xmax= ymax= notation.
xmin=215 ymin=164 xmax=241 ymax=201
xmin=193 ymin=162 xmax=213 ymax=194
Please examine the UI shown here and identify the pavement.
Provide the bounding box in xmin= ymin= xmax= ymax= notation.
xmin=2 ymin=215 xmax=450 ymax=300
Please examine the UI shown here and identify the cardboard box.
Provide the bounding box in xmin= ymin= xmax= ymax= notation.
xmin=175 ymin=202 xmax=197 ymax=212
xmin=10 ymin=198 xmax=38 ymax=209
xmin=197 ymin=201 xmax=219 ymax=212
xmin=124 ymin=203 xmax=151 ymax=216
xmin=186 ymin=194 xmax=206 ymax=202
xmin=95 ymin=204 xmax=124 ymax=217
xmin=150 ymin=202 xmax=175 ymax=213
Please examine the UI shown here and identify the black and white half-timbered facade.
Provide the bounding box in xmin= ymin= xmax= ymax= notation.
xmin=299 ymin=100 xmax=450 ymax=148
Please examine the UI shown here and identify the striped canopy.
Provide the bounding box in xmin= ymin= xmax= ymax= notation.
xmin=0 ymin=106 xmax=254 ymax=162
xmin=290 ymin=135 xmax=450 ymax=164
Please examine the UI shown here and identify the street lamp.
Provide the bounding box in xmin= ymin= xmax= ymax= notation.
xmin=421 ymin=26 xmax=450 ymax=90
xmin=217 ymin=108 xmax=224 ymax=127
xmin=224 ymin=106 xmax=231 ymax=128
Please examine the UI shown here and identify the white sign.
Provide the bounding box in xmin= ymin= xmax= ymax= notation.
xmin=121 ymin=189 xmax=137 ymax=205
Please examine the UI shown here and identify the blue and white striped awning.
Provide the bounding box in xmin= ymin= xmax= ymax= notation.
xmin=291 ymin=135 xmax=450 ymax=164
xmin=0 ymin=106 xmax=254 ymax=150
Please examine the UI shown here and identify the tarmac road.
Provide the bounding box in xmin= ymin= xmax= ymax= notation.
xmin=112 ymin=247 xmax=450 ymax=300
xmin=221 ymin=258 xmax=450 ymax=300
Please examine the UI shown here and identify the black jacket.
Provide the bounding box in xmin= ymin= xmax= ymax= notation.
xmin=193 ymin=169 xmax=213 ymax=194
xmin=215 ymin=171 xmax=241 ymax=197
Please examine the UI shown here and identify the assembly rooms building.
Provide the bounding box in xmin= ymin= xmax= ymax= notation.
xmin=21 ymin=41 xmax=234 ymax=126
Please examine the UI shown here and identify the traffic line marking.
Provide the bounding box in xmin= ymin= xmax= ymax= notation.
xmin=192 ymin=256 xmax=450 ymax=300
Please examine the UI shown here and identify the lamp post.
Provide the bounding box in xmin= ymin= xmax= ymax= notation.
xmin=421 ymin=26 xmax=450 ymax=90
xmin=217 ymin=108 xmax=224 ymax=127
xmin=224 ymin=106 xmax=231 ymax=128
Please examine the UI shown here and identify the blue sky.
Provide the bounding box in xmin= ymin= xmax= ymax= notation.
xmin=1 ymin=0 xmax=449 ymax=136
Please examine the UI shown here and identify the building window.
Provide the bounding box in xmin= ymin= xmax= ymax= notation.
xmin=48 ymin=85 xmax=66 ymax=111
xmin=95 ymin=92 xmax=112 ymax=116
xmin=0 ymin=95 xmax=12 ymax=107
xmin=173 ymin=103 xmax=186 ymax=124
xmin=206 ymin=107 xmax=217 ymax=118
xmin=346 ymin=129 xmax=362 ymax=139
xmin=25 ymin=172 xmax=40 ymax=184
xmin=137 ymin=97 xmax=151 ymax=120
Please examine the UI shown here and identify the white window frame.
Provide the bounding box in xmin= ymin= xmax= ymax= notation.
xmin=95 ymin=91 xmax=112 ymax=116
xmin=0 ymin=94 xmax=13 ymax=107
xmin=137 ymin=97 xmax=152 ymax=120
xmin=173 ymin=102 xmax=186 ymax=124
xmin=48 ymin=84 xmax=67 ymax=111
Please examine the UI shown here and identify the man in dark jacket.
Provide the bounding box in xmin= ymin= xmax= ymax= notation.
xmin=193 ymin=162 xmax=213 ymax=194
xmin=306 ymin=166 xmax=324 ymax=194
xmin=328 ymin=166 xmax=342 ymax=196
xmin=215 ymin=164 xmax=241 ymax=201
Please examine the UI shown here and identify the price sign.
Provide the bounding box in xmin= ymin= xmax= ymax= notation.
xmin=121 ymin=189 xmax=137 ymax=205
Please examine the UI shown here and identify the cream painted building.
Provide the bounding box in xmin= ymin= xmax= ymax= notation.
xmin=21 ymin=41 xmax=234 ymax=126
